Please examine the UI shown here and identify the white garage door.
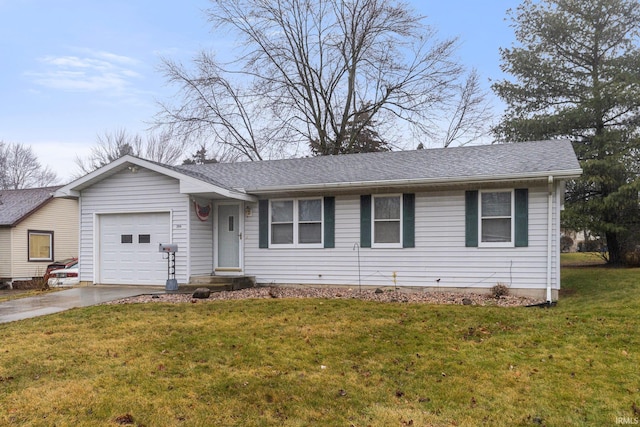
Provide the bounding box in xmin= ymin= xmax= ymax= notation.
xmin=99 ymin=212 xmax=171 ymax=285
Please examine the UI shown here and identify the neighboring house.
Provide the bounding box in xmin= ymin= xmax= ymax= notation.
xmin=0 ymin=187 xmax=78 ymax=286
xmin=54 ymin=140 xmax=582 ymax=301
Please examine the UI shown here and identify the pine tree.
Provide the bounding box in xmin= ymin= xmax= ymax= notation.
xmin=493 ymin=0 xmax=640 ymax=265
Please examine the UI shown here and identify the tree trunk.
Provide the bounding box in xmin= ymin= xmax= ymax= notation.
xmin=605 ymin=231 xmax=623 ymax=266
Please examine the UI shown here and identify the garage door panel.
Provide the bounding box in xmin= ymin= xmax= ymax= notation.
xmin=99 ymin=213 xmax=170 ymax=285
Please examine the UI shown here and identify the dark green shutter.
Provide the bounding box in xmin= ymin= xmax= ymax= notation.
xmin=514 ymin=189 xmax=529 ymax=247
xmin=323 ymin=197 xmax=335 ymax=248
xmin=258 ymin=199 xmax=269 ymax=248
xmin=360 ymin=195 xmax=371 ymax=248
xmin=465 ymin=190 xmax=478 ymax=247
xmin=402 ymin=193 xmax=415 ymax=248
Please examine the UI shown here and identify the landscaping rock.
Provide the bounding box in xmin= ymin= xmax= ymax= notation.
xmin=462 ymin=298 xmax=473 ymax=305
xmin=374 ymin=288 xmax=384 ymax=294
xmin=105 ymin=286 xmax=543 ymax=307
xmin=192 ymin=288 xmax=211 ymax=299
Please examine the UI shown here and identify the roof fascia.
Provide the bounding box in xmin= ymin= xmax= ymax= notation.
xmin=54 ymin=155 xmax=256 ymax=201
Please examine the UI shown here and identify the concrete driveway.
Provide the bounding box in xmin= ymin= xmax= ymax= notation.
xmin=0 ymin=286 xmax=163 ymax=324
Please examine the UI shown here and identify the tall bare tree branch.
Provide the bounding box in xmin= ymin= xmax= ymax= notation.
xmin=155 ymin=0 xmax=492 ymax=158
xmin=74 ymin=129 xmax=185 ymax=177
xmin=0 ymin=142 xmax=58 ymax=189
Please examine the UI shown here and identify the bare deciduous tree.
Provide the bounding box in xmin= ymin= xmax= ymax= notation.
xmin=0 ymin=142 xmax=58 ymax=189
xmin=74 ymin=129 xmax=185 ymax=176
xmin=442 ymin=69 xmax=493 ymax=148
xmin=156 ymin=0 xmax=491 ymax=159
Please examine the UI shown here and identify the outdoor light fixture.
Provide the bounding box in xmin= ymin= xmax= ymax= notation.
xmin=245 ymin=205 xmax=252 ymax=217
xmin=127 ymin=165 xmax=139 ymax=173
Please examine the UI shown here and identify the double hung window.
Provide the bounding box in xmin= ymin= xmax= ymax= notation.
xmin=480 ymin=190 xmax=514 ymax=246
xmin=373 ymin=195 xmax=402 ymax=247
xmin=466 ymin=189 xmax=528 ymax=248
xmin=270 ymin=198 xmax=323 ymax=247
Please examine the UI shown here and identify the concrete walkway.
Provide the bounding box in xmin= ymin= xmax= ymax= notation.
xmin=0 ymin=286 xmax=163 ymax=324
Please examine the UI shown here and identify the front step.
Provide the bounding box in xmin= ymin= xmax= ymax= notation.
xmin=182 ymin=275 xmax=256 ymax=292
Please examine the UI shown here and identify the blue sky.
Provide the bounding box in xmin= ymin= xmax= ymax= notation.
xmin=0 ymin=0 xmax=520 ymax=183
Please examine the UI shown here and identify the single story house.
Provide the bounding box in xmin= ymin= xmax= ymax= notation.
xmin=54 ymin=140 xmax=582 ymax=301
xmin=0 ymin=186 xmax=78 ymax=286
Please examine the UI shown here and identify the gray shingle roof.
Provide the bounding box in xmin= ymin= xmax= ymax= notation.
xmin=174 ymin=140 xmax=581 ymax=192
xmin=0 ymin=186 xmax=61 ymax=226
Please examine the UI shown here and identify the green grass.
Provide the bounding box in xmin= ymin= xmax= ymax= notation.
xmin=560 ymin=251 xmax=607 ymax=267
xmin=1 ymin=265 xmax=639 ymax=426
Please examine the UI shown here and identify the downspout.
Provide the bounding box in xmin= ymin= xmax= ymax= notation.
xmin=547 ymin=175 xmax=554 ymax=304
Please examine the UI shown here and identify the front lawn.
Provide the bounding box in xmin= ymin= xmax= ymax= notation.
xmin=0 ymin=265 xmax=638 ymax=426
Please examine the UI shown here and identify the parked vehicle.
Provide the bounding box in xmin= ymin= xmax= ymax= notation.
xmin=43 ymin=258 xmax=78 ymax=283
xmin=47 ymin=263 xmax=79 ymax=287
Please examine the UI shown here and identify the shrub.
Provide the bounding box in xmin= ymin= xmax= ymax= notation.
xmin=491 ymin=283 xmax=510 ymax=298
xmin=560 ymin=235 xmax=574 ymax=252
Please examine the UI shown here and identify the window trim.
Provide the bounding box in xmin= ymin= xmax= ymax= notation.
xmin=371 ymin=194 xmax=403 ymax=249
xmin=478 ymin=189 xmax=515 ymax=248
xmin=28 ymin=230 xmax=54 ymax=262
xmin=269 ymin=198 xmax=324 ymax=248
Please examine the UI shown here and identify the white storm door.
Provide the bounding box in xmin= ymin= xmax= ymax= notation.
xmin=217 ymin=204 xmax=241 ymax=270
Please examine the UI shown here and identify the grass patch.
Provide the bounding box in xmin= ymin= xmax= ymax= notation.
xmin=561 ymin=251 xmax=607 ymax=267
xmin=0 ymin=288 xmax=59 ymax=303
xmin=0 ymin=266 xmax=639 ymax=426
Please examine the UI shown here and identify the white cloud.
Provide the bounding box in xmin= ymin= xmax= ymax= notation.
xmin=26 ymin=50 xmax=143 ymax=96
xmin=92 ymin=50 xmax=140 ymax=66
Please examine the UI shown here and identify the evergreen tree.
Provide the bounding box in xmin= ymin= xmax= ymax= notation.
xmin=182 ymin=145 xmax=218 ymax=165
xmin=310 ymin=107 xmax=390 ymax=155
xmin=493 ymin=0 xmax=640 ymax=265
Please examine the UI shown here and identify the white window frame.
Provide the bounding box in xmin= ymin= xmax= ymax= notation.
xmin=478 ymin=189 xmax=514 ymax=248
xmin=372 ymin=194 xmax=403 ymax=249
xmin=269 ymin=198 xmax=324 ymax=248
xmin=28 ymin=230 xmax=54 ymax=262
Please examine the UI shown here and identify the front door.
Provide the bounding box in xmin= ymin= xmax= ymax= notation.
xmin=217 ymin=204 xmax=241 ymax=271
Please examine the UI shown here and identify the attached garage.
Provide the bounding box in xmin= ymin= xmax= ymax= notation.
xmin=98 ymin=212 xmax=171 ymax=285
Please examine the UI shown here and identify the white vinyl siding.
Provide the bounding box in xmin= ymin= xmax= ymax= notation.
xmin=189 ymin=198 xmax=214 ymax=276
xmin=244 ymin=184 xmax=562 ymax=297
xmin=80 ymin=168 xmax=189 ymax=285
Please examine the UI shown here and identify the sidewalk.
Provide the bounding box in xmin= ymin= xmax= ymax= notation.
xmin=0 ymin=286 xmax=163 ymax=324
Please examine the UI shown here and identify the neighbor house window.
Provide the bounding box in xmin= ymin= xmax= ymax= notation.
xmin=480 ymin=190 xmax=513 ymax=246
xmin=270 ymin=198 xmax=323 ymax=247
xmin=28 ymin=230 xmax=53 ymax=262
xmin=373 ymin=195 xmax=402 ymax=247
